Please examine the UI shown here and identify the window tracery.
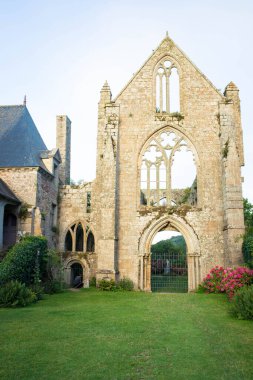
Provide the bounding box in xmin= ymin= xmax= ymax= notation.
xmin=155 ymin=59 xmax=180 ymax=113
xmin=140 ymin=128 xmax=197 ymax=207
xmin=64 ymin=222 xmax=95 ymax=253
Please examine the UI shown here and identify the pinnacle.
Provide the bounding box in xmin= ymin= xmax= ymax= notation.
xmin=101 ymin=80 xmax=111 ymax=91
xmin=225 ymin=81 xmax=238 ymax=90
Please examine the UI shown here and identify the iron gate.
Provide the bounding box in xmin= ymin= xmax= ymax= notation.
xmin=151 ymin=252 xmax=188 ymax=293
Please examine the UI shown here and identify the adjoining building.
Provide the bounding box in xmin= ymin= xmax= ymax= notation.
xmin=0 ymin=35 xmax=245 ymax=291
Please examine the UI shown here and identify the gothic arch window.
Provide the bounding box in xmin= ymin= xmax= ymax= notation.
xmin=65 ymin=231 xmax=73 ymax=251
xmin=64 ymin=222 xmax=95 ymax=253
xmin=87 ymin=231 xmax=95 ymax=252
xmin=75 ymin=223 xmax=84 ymax=252
xmin=155 ymin=59 xmax=180 ymax=113
xmin=140 ymin=128 xmax=197 ymax=207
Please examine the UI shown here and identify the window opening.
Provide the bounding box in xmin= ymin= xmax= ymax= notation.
xmin=87 ymin=232 xmax=95 ymax=252
xmin=155 ymin=59 xmax=179 ymax=113
xmin=65 ymin=222 xmax=95 ymax=253
xmin=65 ymin=231 xmax=73 ymax=251
xmin=170 ymin=67 xmax=180 ymax=112
xmin=140 ymin=129 xmax=197 ymax=207
xmin=87 ymin=192 xmax=91 ymax=213
xmin=75 ymin=223 xmax=84 ymax=252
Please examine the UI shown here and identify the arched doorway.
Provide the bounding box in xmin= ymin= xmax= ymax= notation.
xmin=139 ymin=215 xmax=201 ymax=292
xmin=71 ymin=262 xmax=83 ymax=288
xmin=151 ymin=230 xmax=187 ymax=292
xmin=3 ymin=207 xmax=17 ymax=250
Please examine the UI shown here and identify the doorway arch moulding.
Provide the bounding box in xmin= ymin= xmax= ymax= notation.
xmin=64 ymin=257 xmax=90 ymax=288
xmin=138 ymin=214 xmax=201 ymax=292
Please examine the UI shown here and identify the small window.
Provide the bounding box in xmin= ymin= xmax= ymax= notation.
xmin=65 ymin=231 xmax=73 ymax=251
xmin=87 ymin=232 xmax=95 ymax=252
xmin=75 ymin=223 xmax=84 ymax=252
xmin=87 ymin=192 xmax=91 ymax=213
xmin=65 ymin=222 xmax=95 ymax=254
xmin=155 ymin=59 xmax=180 ymax=113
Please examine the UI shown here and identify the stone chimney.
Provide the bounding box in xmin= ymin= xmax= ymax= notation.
xmin=56 ymin=115 xmax=71 ymax=185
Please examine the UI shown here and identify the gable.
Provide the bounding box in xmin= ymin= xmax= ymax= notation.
xmin=115 ymin=35 xmax=223 ymax=109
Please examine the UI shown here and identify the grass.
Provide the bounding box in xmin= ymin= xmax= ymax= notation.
xmin=0 ymin=289 xmax=252 ymax=380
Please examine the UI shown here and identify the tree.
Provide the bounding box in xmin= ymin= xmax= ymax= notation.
xmin=243 ymin=198 xmax=253 ymax=230
xmin=243 ymin=199 xmax=253 ymax=267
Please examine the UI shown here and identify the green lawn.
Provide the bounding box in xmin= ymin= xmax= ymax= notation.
xmin=0 ymin=289 xmax=252 ymax=380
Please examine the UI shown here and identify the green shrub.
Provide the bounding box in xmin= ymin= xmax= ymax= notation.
xmin=118 ymin=277 xmax=134 ymax=291
xmin=0 ymin=280 xmax=36 ymax=307
xmin=43 ymin=279 xmax=65 ymax=294
xmin=0 ymin=236 xmax=48 ymax=286
xmin=98 ymin=279 xmax=117 ymax=291
xmin=242 ymin=231 xmax=253 ymax=268
xmin=29 ymin=283 xmax=44 ymax=300
xmin=229 ymin=285 xmax=253 ymax=320
xmin=89 ymin=276 xmax=96 ymax=287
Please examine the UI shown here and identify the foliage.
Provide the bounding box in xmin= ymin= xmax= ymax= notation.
xmin=98 ymin=279 xmax=117 ymax=291
xmin=51 ymin=226 xmax=59 ymax=234
xmin=0 ymin=236 xmax=48 ymax=286
xmin=118 ymin=277 xmax=134 ymax=291
xmin=43 ymin=279 xmax=65 ymax=294
xmin=242 ymin=233 xmax=253 ymax=268
xmin=89 ymin=276 xmax=96 ymax=287
xmin=0 ymin=280 xmax=36 ymax=307
xmin=30 ymin=283 xmax=44 ymax=300
xmin=18 ymin=203 xmax=30 ymax=220
xmin=243 ymin=198 xmax=253 ymax=267
xmin=229 ymin=285 xmax=253 ymax=320
xmin=199 ymin=266 xmax=225 ymax=293
xmin=45 ymin=249 xmax=62 ymax=282
xmin=179 ymin=187 xmax=191 ymax=204
xmin=170 ymin=112 xmax=184 ymax=121
xmin=151 ymin=236 xmax=187 ymax=274
xmin=243 ymin=198 xmax=253 ymax=228
xmin=151 ymin=236 xmax=186 ymax=255
xmin=222 ymin=139 xmax=229 ymax=158
xmin=199 ymin=266 xmax=253 ymax=299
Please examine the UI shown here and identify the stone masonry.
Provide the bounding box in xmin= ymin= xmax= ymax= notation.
xmin=0 ymin=35 xmax=245 ymax=291
xmin=56 ymin=35 xmax=245 ymax=290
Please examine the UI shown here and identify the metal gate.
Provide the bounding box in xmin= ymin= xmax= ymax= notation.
xmin=151 ymin=252 xmax=188 ymax=293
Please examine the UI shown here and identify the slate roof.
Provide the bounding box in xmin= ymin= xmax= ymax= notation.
xmin=0 ymin=178 xmax=20 ymax=203
xmin=0 ymin=105 xmax=48 ymax=169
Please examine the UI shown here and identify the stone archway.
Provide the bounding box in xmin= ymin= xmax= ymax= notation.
xmin=138 ymin=214 xmax=201 ymax=292
xmin=64 ymin=258 xmax=90 ymax=288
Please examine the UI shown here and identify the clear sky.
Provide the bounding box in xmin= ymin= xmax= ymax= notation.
xmin=0 ymin=0 xmax=252 ymax=201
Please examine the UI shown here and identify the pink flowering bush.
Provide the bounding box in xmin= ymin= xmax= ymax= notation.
xmin=200 ymin=266 xmax=253 ymax=299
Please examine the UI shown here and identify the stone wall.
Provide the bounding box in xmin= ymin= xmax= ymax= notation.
xmin=0 ymin=167 xmax=59 ymax=247
xmin=55 ymin=36 xmax=244 ymax=291
xmin=58 ymin=182 xmax=97 ymax=281
xmin=0 ymin=167 xmax=38 ymax=235
xmin=36 ymin=169 xmax=58 ymax=247
xmin=92 ymin=36 xmax=244 ymax=289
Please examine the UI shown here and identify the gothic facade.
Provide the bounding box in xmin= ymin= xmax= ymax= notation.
xmin=0 ymin=36 xmax=245 ymax=291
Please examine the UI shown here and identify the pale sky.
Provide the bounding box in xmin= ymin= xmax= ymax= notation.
xmin=0 ymin=0 xmax=252 ymax=202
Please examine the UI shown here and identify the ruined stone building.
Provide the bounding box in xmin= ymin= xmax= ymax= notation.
xmin=0 ymin=35 xmax=245 ymax=291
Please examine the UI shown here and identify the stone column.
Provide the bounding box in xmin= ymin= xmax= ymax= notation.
xmin=56 ymin=115 xmax=71 ymax=185
xmin=187 ymin=253 xmax=201 ymax=291
xmin=95 ymin=84 xmax=120 ymax=282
